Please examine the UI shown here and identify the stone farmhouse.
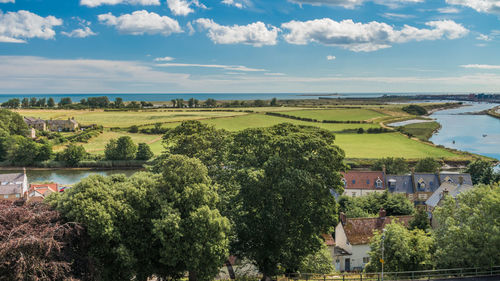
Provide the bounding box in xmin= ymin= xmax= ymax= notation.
xmin=24 ymin=117 xmax=79 ymax=132
xmin=341 ymin=171 xmax=385 ymax=197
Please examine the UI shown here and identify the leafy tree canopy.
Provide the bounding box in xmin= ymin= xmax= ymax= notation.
xmin=338 ymin=191 xmax=415 ymax=218
xmin=414 ymin=157 xmax=442 ymax=173
xmin=372 ymin=157 xmax=409 ymax=175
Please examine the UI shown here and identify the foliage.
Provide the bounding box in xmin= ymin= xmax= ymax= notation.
xmin=409 ymin=208 xmax=431 ymax=231
xmin=47 ymin=97 xmax=55 ymax=108
xmin=1 ymin=98 xmax=20 ymax=108
xmin=365 ymin=222 xmax=434 ymax=272
xmin=0 ymin=109 xmax=28 ymax=135
xmin=397 ymin=121 xmax=440 ymax=141
xmin=0 ymin=201 xmax=94 ymax=281
xmin=230 ymin=123 xmax=345 ymax=277
xmin=136 ymin=143 xmax=154 ymax=160
xmin=60 ymin=144 xmax=87 ymax=167
xmin=414 ymin=157 xmax=442 ymax=173
xmin=104 ymin=136 xmax=137 ymax=160
xmin=50 ymin=155 xmax=230 ymax=281
xmin=129 ymin=125 xmax=139 ymax=133
xmin=433 ymin=184 xmax=500 ymax=268
xmin=402 ymin=105 xmax=428 ymax=116
xmin=466 ymin=159 xmax=499 ymax=185
xmin=338 ymin=191 xmax=415 ymax=218
xmin=2 ymin=135 xmax=53 ymax=165
xmin=58 ymin=97 xmax=73 ymax=107
xmin=298 ymin=244 xmax=335 ymax=274
xmin=372 ymin=157 xmax=409 ymax=174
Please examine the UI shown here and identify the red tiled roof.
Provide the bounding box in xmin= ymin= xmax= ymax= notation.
xmin=343 ymin=215 xmax=413 ymax=245
xmin=29 ymin=184 xmax=58 ymax=195
xmin=341 ymin=171 xmax=385 ymax=190
xmin=322 ymin=233 xmax=335 ymax=246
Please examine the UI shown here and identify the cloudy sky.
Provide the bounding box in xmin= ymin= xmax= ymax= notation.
xmin=0 ymin=0 xmax=499 ymax=93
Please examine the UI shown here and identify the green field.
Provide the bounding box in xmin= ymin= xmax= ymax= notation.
xmin=16 ymin=109 xmax=248 ymax=128
xmin=280 ymin=108 xmax=386 ymax=121
xmin=199 ymin=114 xmax=380 ymax=131
xmin=54 ymin=131 xmax=163 ymax=154
xmin=398 ymin=121 xmax=441 ymax=141
xmin=335 ymin=133 xmax=461 ymax=159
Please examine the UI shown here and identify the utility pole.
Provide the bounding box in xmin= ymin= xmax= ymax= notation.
xmin=381 ymin=229 xmax=386 ymax=281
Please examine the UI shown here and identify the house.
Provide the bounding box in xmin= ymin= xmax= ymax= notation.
xmin=46 ymin=118 xmax=79 ymax=132
xmin=341 ymin=171 xmax=386 ymax=197
xmin=386 ymin=172 xmax=472 ymax=207
xmin=0 ymin=172 xmax=28 ymax=201
xmin=331 ymin=209 xmax=413 ymax=272
xmin=425 ymin=181 xmax=473 ymax=228
xmin=24 ymin=117 xmax=47 ymax=131
xmin=28 ymin=183 xmax=58 ymax=202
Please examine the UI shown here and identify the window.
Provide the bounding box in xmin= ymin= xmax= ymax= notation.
xmin=418 ymin=193 xmax=427 ymax=200
xmin=366 ymin=179 xmax=370 ymax=185
xmin=3 ymin=195 xmax=8 ymax=199
xmin=15 ymin=194 xmax=20 ymax=198
xmin=408 ymin=194 xmax=414 ymax=200
xmin=363 ymin=257 xmax=370 ymax=263
xmin=352 ymin=180 xmax=356 ymax=184
xmin=376 ymin=179 xmax=383 ymax=188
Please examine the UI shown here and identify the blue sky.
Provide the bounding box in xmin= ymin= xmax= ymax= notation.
xmin=0 ymin=0 xmax=499 ymax=93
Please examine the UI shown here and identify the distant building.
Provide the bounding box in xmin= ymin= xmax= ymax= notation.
xmin=0 ymin=172 xmax=28 ymax=201
xmin=47 ymin=118 xmax=79 ymax=132
xmin=24 ymin=117 xmax=79 ymax=132
xmin=332 ymin=209 xmax=413 ymax=272
xmin=28 ymin=183 xmax=58 ymax=202
xmin=425 ymin=181 xmax=474 ymax=228
xmin=24 ymin=117 xmax=47 ymax=131
xmin=341 ymin=171 xmax=386 ymax=197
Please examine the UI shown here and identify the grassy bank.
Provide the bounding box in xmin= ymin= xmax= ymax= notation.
xmin=398 ymin=121 xmax=441 ymax=141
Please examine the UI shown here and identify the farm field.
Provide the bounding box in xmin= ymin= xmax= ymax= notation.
xmin=198 ymin=113 xmax=381 ymax=131
xmin=54 ymin=131 xmax=163 ymax=154
xmin=335 ymin=133 xmax=462 ymax=159
xmin=15 ymin=109 xmax=249 ymax=128
xmin=279 ymin=108 xmax=387 ymax=121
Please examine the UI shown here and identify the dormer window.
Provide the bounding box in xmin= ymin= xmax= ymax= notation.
xmin=444 ymin=176 xmax=453 ymax=183
xmin=418 ymin=178 xmax=426 ymax=190
xmin=376 ymin=178 xmax=383 ymax=188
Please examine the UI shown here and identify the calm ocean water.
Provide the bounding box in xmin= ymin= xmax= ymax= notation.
xmin=0 ymin=92 xmax=452 ymax=102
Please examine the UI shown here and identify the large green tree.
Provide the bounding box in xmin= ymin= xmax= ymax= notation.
xmin=136 ymin=143 xmax=154 ymax=160
xmin=60 ymin=144 xmax=87 ymax=167
xmin=414 ymin=157 xmax=442 ymax=173
xmin=50 ymin=155 xmax=230 ymax=281
xmin=365 ymin=222 xmax=434 ymax=272
xmin=0 ymin=109 xmax=28 ymax=136
xmin=372 ymin=157 xmax=409 ymax=175
xmin=230 ymin=124 xmax=345 ymax=278
xmin=466 ymin=160 xmax=499 ymax=185
xmin=104 ymin=136 xmax=137 ymax=160
xmin=433 ymin=184 xmax=500 ymax=268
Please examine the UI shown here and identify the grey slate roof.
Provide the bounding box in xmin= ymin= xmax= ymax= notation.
xmin=413 ymin=173 xmax=440 ymax=192
xmin=0 ymin=173 xmax=24 ymax=184
xmin=386 ymin=175 xmax=413 ymax=194
xmin=425 ymin=182 xmax=474 ymax=208
xmin=439 ymin=173 xmax=473 ymax=185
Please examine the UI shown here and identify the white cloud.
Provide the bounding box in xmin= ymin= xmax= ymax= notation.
xmin=476 ymin=34 xmax=492 ymax=41
xmin=382 ymin=13 xmax=416 ymax=20
xmin=446 ymin=0 xmax=500 ymax=14
xmin=288 ymin=0 xmax=424 ymax=9
xmin=221 ymin=0 xmax=251 ymax=9
xmin=281 ymin=19 xmax=469 ymax=52
xmin=461 ymin=64 xmax=500 ymax=69
xmin=0 ymin=0 xmax=15 ymax=3
xmin=156 ymin=62 xmax=266 ymax=71
xmin=98 ymin=10 xmax=182 ymax=36
xmin=327 ymin=55 xmax=336 ymax=60
xmin=167 ymin=0 xmax=206 ymax=16
xmin=264 ymin=72 xmax=286 ymax=76
xmin=437 ymin=7 xmax=461 ymax=13
xmin=62 ymin=26 xmax=97 ymax=38
xmin=155 ymin=56 xmax=175 ymax=61
xmin=0 ymin=10 xmax=62 ymax=43
xmin=195 ymin=18 xmax=279 ymax=47
xmin=80 ymin=0 xmax=160 ymax=7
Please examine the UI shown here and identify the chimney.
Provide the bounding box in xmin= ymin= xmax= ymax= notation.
xmin=458 ymin=176 xmax=464 ymax=185
xmin=340 ymin=212 xmax=347 ymax=225
xmin=379 ymin=208 xmax=387 ymax=218
xmin=23 ymin=167 xmax=26 ymax=176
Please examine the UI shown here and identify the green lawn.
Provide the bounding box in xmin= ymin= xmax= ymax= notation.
xmin=335 ymin=133 xmax=461 ymax=159
xmin=72 ymin=131 xmax=163 ymax=154
xmin=398 ymin=121 xmax=441 ymax=141
xmin=16 ymin=109 xmax=248 ymax=128
xmin=279 ymin=108 xmax=386 ymax=121
xmin=198 ymin=114 xmax=380 ymax=131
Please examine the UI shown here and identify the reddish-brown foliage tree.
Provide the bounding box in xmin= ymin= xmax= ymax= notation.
xmin=0 ymin=200 xmax=95 ymax=281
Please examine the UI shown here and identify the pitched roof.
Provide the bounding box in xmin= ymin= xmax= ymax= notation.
xmin=322 ymin=233 xmax=335 ymax=246
xmin=343 ymin=215 xmax=413 ymax=245
xmin=386 ymin=175 xmax=413 ymax=194
xmin=425 ymin=182 xmax=474 ymax=208
xmin=413 ymin=173 xmax=440 ymax=192
xmin=341 ymin=171 xmax=385 ymax=190
xmin=24 ymin=117 xmax=45 ymax=124
xmin=0 ymin=173 xmax=25 ymax=183
xmin=29 ymin=184 xmax=58 ymax=196
xmin=439 ymin=173 xmax=473 ymax=186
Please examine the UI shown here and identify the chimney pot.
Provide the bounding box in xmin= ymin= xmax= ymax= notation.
xmin=379 ymin=208 xmax=387 ymax=218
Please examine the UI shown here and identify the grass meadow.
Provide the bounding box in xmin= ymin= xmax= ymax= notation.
xmin=279 ymin=108 xmax=387 ymax=121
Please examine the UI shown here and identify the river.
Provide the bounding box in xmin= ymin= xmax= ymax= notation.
xmin=429 ymin=102 xmax=500 ymax=162
xmin=0 ymin=169 xmax=139 ymax=185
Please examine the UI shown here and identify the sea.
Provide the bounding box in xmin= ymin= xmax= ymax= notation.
xmin=0 ymin=92 xmax=464 ymax=103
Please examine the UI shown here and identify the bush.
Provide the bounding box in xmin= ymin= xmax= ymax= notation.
xmin=136 ymin=143 xmax=154 ymax=160
xmin=129 ymin=125 xmax=139 ymax=133
xmin=60 ymin=144 xmax=87 ymax=167
xmin=402 ymin=105 xmax=428 ymax=116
